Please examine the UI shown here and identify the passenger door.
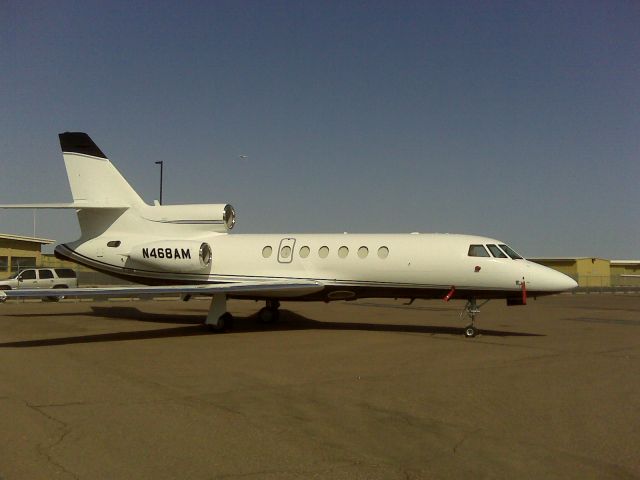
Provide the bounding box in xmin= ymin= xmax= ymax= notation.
xmin=278 ymin=238 xmax=296 ymax=264
xmin=38 ymin=269 xmax=56 ymax=288
xmin=17 ymin=269 xmax=38 ymax=289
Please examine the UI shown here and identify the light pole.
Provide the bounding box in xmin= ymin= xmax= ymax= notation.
xmin=155 ymin=161 xmax=164 ymax=205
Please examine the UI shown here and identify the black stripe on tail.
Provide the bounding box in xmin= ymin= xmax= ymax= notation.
xmin=59 ymin=132 xmax=107 ymax=159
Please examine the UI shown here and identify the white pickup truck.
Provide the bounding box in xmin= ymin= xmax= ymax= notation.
xmin=0 ymin=268 xmax=78 ymax=291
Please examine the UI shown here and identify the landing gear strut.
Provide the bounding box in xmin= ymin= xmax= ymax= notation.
xmin=257 ymin=299 xmax=280 ymax=323
xmin=460 ymin=298 xmax=490 ymax=338
xmin=205 ymin=294 xmax=233 ymax=332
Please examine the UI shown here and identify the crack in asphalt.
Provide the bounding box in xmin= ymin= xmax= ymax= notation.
xmin=452 ymin=428 xmax=482 ymax=454
xmin=24 ymin=401 xmax=79 ymax=480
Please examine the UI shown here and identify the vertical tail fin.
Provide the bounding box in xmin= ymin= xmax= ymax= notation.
xmin=59 ymin=132 xmax=146 ymax=208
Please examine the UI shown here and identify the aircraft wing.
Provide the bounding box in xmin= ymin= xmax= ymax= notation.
xmin=0 ymin=280 xmax=324 ymax=301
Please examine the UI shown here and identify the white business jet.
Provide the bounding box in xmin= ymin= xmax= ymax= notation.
xmin=0 ymin=133 xmax=577 ymax=337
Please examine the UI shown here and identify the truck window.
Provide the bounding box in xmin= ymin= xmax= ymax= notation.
xmin=55 ymin=269 xmax=77 ymax=278
xmin=20 ymin=270 xmax=36 ymax=280
xmin=39 ymin=270 xmax=54 ymax=279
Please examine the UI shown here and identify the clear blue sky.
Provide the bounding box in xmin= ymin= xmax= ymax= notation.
xmin=1 ymin=1 xmax=639 ymax=258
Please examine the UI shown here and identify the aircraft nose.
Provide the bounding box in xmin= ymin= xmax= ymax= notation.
xmin=527 ymin=262 xmax=578 ymax=292
xmin=541 ymin=267 xmax=578 ymax=292
xmin=556 ymin=272 xmax=578 ymax=291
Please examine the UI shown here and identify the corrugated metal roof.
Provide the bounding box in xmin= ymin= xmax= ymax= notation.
xmin=0 ymin=233 xmax=54 ymax=245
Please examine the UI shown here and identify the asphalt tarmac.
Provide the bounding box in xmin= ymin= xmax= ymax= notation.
xmin=0 ymin=293 xmax=638 ymax=479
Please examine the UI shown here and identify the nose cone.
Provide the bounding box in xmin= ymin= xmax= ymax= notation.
xmin=552 ymin=271 xmax=579 ymax=291
xmin=528 ymin=263 xmax=578 ymax=292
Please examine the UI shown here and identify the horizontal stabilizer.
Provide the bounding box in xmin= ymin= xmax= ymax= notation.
xmin=0 ymin=203 xmax=128 ymax=210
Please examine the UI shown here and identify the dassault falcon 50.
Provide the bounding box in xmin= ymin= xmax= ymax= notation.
xmin=0 ymin=133 xmax=577 ymax=337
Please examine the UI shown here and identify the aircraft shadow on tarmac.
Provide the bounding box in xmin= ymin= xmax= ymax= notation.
xmin=0 ymin=307 xmax=542 ymax=348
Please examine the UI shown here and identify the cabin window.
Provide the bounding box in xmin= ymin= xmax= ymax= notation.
xmin=499 ymin=244 xmax=523 ymax=259
xmin=318 ymin=246 xmax=329 ymax=258
xmin=468 ymin=245 xmax=490 ymax=257
xmin=377 ymin=246 xmax=389 ymax=259
xmin=487 ymin=244 xmax=507 ymax=258
xmin=280 ymin=245 xmax=292 ymax=259
xmin=357 ymin=246 xmax=368 ymax=259
xmin=338 ymin=246 xmax=349 ymax=258
xmin=107 ymin=241 xmax=121 ymax=248
xmin=262 ymin=246 xmax=273 ymax=258
xmin=299 ymin=246 xmax=310 ymax=258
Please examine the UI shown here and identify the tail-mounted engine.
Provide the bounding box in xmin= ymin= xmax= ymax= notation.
xmin=129 ymin=241 xmax=212 ymax=273
xmin=141 ymin=204 xmax=236 ymax=232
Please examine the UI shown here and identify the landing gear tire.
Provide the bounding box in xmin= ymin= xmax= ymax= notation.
xmin=258 ymin=300 xmax=280 ymax=324
xmin=258 ymin=306 xmax=280 ymax=324
xmin=464 ymin=325 xmax=477 ymax=338
xmin=207 ymin=312 xmax=234 ymax=332
xmin=460 ymin=298 xmax=489 ymax=338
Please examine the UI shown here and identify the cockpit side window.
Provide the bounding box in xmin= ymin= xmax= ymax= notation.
xmin=499 ymin=244 xmax=523 ymax=259
xmin=487 ymin=244 xmax=508 ymax=258
xmin=468 ymin=244 xmax=490 ymax=257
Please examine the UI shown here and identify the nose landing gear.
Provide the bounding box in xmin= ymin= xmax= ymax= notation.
xmin=461 ymin=298 xmax=490 ymax=338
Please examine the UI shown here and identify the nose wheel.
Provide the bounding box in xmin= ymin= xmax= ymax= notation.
xmin=461 ymin=298 xmax=489 ymax=338
xmin=464 ymin=325 xmax=478 ymax=338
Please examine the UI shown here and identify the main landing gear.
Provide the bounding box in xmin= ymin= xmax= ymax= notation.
xmin=204 ymin=296 xmax=282 ymax=332
xmin=257 ymin=299 xmax=280 ymax=324
xmin=205 ymin=294 xmax=234 ymax=332
xmin=460 ymin=298 xmax=490 ymax=338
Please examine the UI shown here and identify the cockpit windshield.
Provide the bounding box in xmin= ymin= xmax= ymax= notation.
xmin=498 ymin=244 xmax=523 ymax=259
xmin=468 ymin=243 xmax=523 ymax=259
xmin=487 ymin=244 xmax=508 ymax=258
xmin=468 ymin=245 xmax=490 ymax=257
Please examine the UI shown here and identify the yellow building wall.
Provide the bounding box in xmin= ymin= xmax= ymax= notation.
xmin=575 ymin=259 xmax=610 ymax=287
xmin=0 ymin=241 xmax=43 ymax=279
xmin=537 ymin=261 xmax=577 ymax=278
xmin=611 ymin=264 xmax=640 ymax=286
xmin=40 ymin=254 xmax=95 ymax=272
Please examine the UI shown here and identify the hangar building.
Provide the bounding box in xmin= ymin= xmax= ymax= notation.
xmin=0 ymin=233 xmax=54 ymax=278
xmin=530 ymin=258 xmax=640 ymax=288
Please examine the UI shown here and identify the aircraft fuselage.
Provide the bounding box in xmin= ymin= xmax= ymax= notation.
xmin=57 ymin=232 xmax=575 ymax=302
